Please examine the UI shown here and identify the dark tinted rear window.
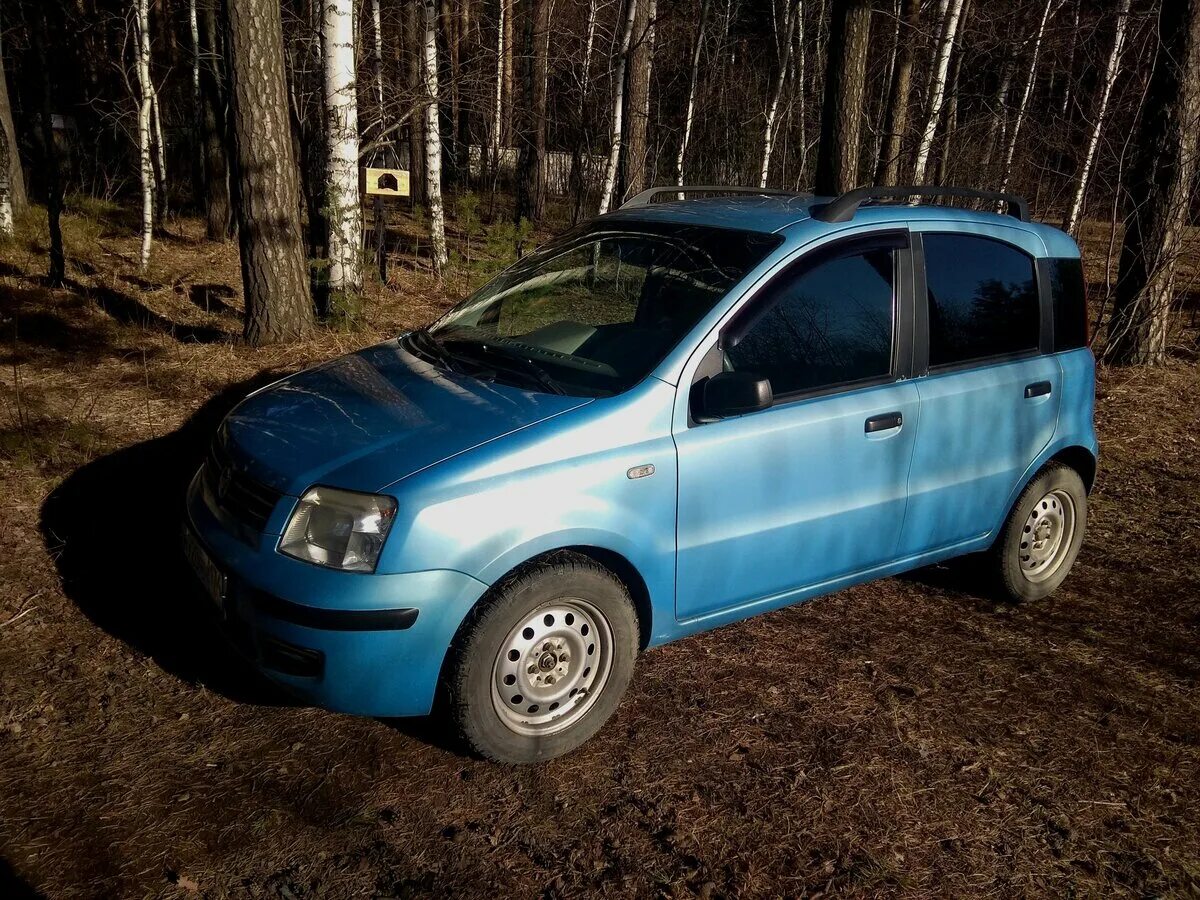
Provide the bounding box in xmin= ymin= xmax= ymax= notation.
xmin=923 ymin=234 xmax=1040 ymax=366
xmin=1048 ymin=257 xmax=1088 ymax=351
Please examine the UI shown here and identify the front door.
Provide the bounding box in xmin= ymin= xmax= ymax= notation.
xmin=674 ymin=234 xmax=919 ymax=621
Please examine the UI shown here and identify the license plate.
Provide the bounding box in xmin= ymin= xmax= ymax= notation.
xmin=183 ymin=526 xmax=227 ymax=614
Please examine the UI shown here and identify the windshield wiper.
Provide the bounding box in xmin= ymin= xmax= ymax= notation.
xmin=441 ymin=338 xmax=568 ymax=395
xmin=404 ymin=329 xmax=464 ymax=373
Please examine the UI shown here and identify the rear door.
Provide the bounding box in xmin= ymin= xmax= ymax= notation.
xmin=898 ymin=227 xmax=1061 ymax=557
xmin=674 ymin=232 xmax=920 ymax=621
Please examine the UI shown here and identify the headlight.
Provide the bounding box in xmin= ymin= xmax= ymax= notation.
xmin=279 ymin=486 xmax=397 ymax=573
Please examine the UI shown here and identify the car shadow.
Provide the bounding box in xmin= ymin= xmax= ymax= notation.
xmin=39 ymin=375 xmax=290 ymax=706
xmin=0 ymin=857 xmax=44 ymax=900
xmin=39 ymin=374 xmax=471 ymax=756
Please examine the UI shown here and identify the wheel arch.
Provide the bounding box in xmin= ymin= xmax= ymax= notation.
xmin=1048 ymin=444 xmax=1097 ymax=494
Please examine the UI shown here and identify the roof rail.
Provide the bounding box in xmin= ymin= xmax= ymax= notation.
xmin=620 ymin=185 xmax=807 ymax=209
xmin=811 ymin=185 xmax=1031 ymax=223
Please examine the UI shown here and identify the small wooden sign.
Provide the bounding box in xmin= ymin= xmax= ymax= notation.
xmin=363 ymin=167 xmax=410 ymax=198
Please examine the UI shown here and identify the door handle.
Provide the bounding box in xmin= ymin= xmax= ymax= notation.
xmin=865 ymin=411 xmax=903 ymax=433
xmin=1024 ymin=381 xmax=1052 ymax=399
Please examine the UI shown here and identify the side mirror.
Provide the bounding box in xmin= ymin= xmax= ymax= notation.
xmin=699 ymin=370 xmax=773 ymax=419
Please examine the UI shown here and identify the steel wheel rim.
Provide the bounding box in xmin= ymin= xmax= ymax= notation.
xmin=490 ymin=598 xmax=614 ymax=737
xmin=1019 ymin=489 xmax=1076 ymax=583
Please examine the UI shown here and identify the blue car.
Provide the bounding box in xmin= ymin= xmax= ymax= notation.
xmin=184 ymin=185 xmax=1097 ymax=762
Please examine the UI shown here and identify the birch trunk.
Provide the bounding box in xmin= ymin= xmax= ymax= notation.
xmin=0 ymin=24 xmax=26 ymax=216
xmin=997 ymin=0 xmax=1054 ymax=197
xmin=874 ymin=0 xmax=919 ymax=185
xmin=492 ymin=0 xmax=505 ymax=174
xmin=676 ymin=0 xmax=710 ymax=186
xmin=0 ymin=117 xmax=12 ymax=238
xmin=421 ymin=0 xmax=448 ymax=274
xmin=502 ymin=0 xmax=514 ymax=145
xmin=323 ymin=0 xmax=363 ymax=294
xmin=570 ymin=0 xmax=598 ymax=221
xmin=151 ymin=83 xmax=168 ymax=217
xmin=135 ymin=0 xmax=154 ymax=271
xmin=598 ymin=0 xmax=638 ymax=215
xmin=189 ymin=0 xmax=202 ymax=198
xmin=759 ymin=0 xmax=798 ymax=189
xmin=911 ymin=0 xmax=964 ymax=184
xmin=1063 ymin=0 xmax=1130 ymax=235
xmin=371 ymin=0 xmax=385 ymax=129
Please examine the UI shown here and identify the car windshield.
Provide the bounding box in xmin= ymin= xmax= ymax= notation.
xmin=419 ymin=221 xmax=782 ymax=396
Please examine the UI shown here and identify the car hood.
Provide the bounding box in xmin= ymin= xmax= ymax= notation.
xmin=219 ymin=338 xmax=592 ymax=495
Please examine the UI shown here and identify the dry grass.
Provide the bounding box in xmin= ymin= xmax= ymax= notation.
xmin=0 ymin=207 xmax=1198 ymax=898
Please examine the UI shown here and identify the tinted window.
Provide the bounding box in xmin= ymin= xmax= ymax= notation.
xmin=727 ymin=246 xmax=895 ymax=395
xmin=1048 ymin=257 xmax=1088 ymax=351
xmin=924 ymin=234 xmax=1039 ymax=366
xmin=429 ymin=222 xmax=781 ymax=396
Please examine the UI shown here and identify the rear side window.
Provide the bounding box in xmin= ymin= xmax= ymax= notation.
xmin=923 ymin=234 xmax=1040 ymax=366
xmin=1048 ymin=257 xmax=1088 ymax=350
xmin=727 ymin=245 xmax=895 ymax=395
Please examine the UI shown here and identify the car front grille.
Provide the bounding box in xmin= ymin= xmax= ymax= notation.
xmin=203 ymin=439 xmax=284 ymax=534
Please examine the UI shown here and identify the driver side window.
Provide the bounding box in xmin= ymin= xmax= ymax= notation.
xmin=726 ymin=242 xmax=897 ymax=396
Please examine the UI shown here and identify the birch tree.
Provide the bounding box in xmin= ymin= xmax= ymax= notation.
xmin=134 ymin=0 xmax=155 ymax=271
xmin=1107 ymin=0 xmax=1200 ymax=365
xmin=911 ymin=0 xmax=964 ymax=184
xmin=598 ymin=0 xmax=638 ymax=215
xmin=759 ymin=0 xmax=798 ymax=188
xmin=1063 ymin=0 xmax=1131 ymax=235
xmin=421 ymin=0 xmax=449 ymax=275
xmin=0 ymin=114 xmax=12 ymax=239
xmin=0 ymin=22 xmax=27 ymax=218
xmin=676 ymin=0 xmax=710 ymax=186
xmin=997 ymin=0 xmax=1055 ymax=197
xmin=226 ymin=0 xmax=314 ymax=343
xmin=323 ymin=0 xmax=363 ymax=295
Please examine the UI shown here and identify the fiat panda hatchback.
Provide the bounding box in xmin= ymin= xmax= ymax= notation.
xmin=184 ymin=186 xmax=1098 ymax=763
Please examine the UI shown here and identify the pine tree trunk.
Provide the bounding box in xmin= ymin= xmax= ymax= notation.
xmin=814 ymin=0 xmax=870 ymax=195
xmin=598 ymin=0 xmax=638 ymax=215
xmin=676 ymin=0 xmax=710 ymax=186
xmin=421 ymin=0 xmax=448 ymax=274
xmin=624 ymin=0 xmax=655 ymax=198
xmin=515 ymin=0 xmax=549 ymax=223
xmin=136 ymin=0 xmax=155 ymax=270
xmin=199 ymin=1 xmax=232 ymax=239
xmin=31 ymin=6 xmax=63 ymax=285
xmin=874 ymin=0 xmax=919 ymax=185
xmin=225 ymin=0 xmax=315 ymax=344
xmin=911 ymin=0 xmax=964 ymax=184
xmin=998 ymin=0 xmax=1053 ymax=196
xmin=1106 ymin=0 xmax=1200 ymax=366
xmin=323 ymin=0 xmax=363 ymax=295
xmin=1063 ymin=0 xmax=1130 ymax=235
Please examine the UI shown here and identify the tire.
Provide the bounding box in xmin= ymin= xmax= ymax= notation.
xmin=989 ymin=462 xmax=1087 ymax=603
xmin=443 ymin=553 xmax=639 ymax=764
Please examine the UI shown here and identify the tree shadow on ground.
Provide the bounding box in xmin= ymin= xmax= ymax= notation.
xmin=185 ymin=283 xmax=238 ymax=316
xmin=0 ymin=858 xmax=43 ymax=900
xmin=40 ymin=376 xmax=288 ymax=705
xmin=64 ymin=278 xmax=230 ymax=343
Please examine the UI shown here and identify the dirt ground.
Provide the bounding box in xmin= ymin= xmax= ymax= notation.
xmin=1 ymin=205 xmax=1199 ymax=898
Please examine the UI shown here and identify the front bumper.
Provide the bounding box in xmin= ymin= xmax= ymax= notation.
xmin=185 ymin=472 xmax=488 ymax=717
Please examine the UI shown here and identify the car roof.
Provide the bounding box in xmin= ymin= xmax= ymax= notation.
xmin=598 ymin=195 xmax=1076 ymax=257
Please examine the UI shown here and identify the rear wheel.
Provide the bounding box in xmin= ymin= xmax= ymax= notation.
xmin=444 ymin=554 xmax=639 ymax=763
xmin=990 ymin=463 xmax=1087 ymax=602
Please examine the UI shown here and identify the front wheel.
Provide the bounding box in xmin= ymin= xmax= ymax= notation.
xmin=443 ymin=554 xmax=639 ymax=763
xmin=990 ymin=462 xmax=1087 ymax=602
